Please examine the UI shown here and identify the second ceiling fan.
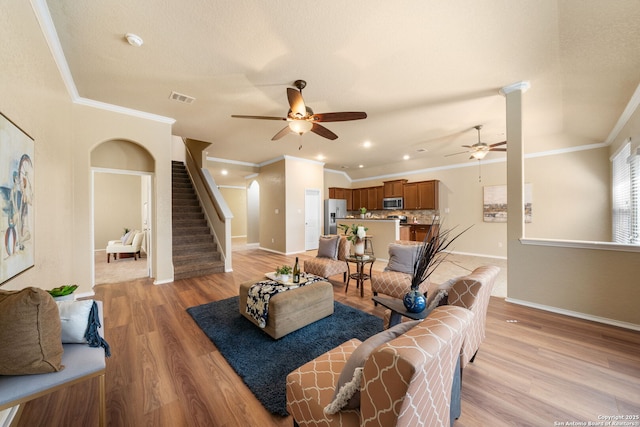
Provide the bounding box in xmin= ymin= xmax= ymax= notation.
xmin=446 ymin=125 xmax=507 ymax=160
xmin=231 ymin=79 xmax=367 ymax=141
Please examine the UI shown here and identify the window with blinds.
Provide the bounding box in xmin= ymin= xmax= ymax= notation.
xmin=611 ymin=141 xmax=639 ymax=244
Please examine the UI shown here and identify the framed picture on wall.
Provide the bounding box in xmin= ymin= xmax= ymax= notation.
xmin=483 ymin=184 xmax=532 ymax=223
xmin=0 ymin=112 xmax=34 ymax=284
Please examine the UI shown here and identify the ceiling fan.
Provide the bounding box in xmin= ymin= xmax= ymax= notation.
xmin=231 ymin=79 xmax=367 ymax=142
xmin=445 ymin=125 xmax=507 ymax=160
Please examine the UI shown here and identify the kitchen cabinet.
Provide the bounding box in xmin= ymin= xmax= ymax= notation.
xmin=375 ymin=186 xmax=385 ymax=210
xmin=411 ymin=224 xmax=431 ymax=242
xmin=403 ymin=180 xmax=439 ymax=210
xmin=383 ymin=180 xmax=407 ymax=198
xmin=352 ymin=188 xmax=362 ymax=211
xmin=329 ymin=187 xmax=353 ymax=210
xmin=344 ymin=188 xmax=353 ymax=210
xmin=399 ymin=225 xmax=411 ymax=241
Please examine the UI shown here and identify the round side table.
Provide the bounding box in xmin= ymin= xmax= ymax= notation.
xmin=345 ymin=255 xmax=376 ymax=297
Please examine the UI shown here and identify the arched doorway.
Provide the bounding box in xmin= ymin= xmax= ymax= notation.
xmin=90 ymin=139 xmax=155 ymax=285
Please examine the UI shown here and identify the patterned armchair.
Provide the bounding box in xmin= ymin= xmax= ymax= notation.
xmin=446 ymin=265 xmax=499 ymax=367
xmin=379 ymin=265 xmax=500 ymax=368
xmin=286 ymin=305 xmax=473 ymax=427
xmin=370 ymin=241 xmax=430 ymax=300
xmin=304 ymin=235 xmax=351 ymax=282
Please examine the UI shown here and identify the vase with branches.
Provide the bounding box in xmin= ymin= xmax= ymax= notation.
xmin=403 ymin=218 xmax=471 ymax=312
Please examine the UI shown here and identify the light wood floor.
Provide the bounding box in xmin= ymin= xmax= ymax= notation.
xmin=16 ymin=249 xmax=640 ymax=427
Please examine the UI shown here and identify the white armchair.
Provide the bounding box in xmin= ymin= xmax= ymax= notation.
xmin=106 ymin=230 xmax=144 ymax=263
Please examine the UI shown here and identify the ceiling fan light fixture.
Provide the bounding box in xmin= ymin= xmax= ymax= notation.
xmin=472 ymin=150 xmax=488 ymax=160
xmin=288 ymin=120 xmax=313 ymax=135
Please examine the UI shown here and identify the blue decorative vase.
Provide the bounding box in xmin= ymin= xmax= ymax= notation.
xmin=403 ymin=289 xmax=426 ymax=313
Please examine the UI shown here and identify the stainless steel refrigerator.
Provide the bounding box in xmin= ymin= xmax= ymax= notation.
xmin=324 ymin=199 xmax=347 ymax=235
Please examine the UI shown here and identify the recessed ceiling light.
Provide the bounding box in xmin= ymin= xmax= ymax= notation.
xmin=125 ymin=33 xmax=143 ymax=47
xmin=317 ymin=154 xmax=325 ymax=161
xmin=358 ymin=164 xmax=364 ymax=168
xmin=363 ymin=141 xmax=371 ymax=148
xmin=221 ymin=169 xmax=228 ymax=175
xmin=403 ymin=155 xmax=410 ymax=160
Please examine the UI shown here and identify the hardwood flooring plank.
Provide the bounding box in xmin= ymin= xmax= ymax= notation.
xmin=14 ymin=249 xmax=640 ymax=427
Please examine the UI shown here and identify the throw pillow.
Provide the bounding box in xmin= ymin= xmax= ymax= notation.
xmin=125 ymin=230 xmax=138 ymax=245
xmin=324 ymin=320 xmax=421 ymax=414
xmin=318 ymin=235 xmax=340 ymax=259
xmin=121 ymin=231 xmax=131 ymax=245
xmin=385 ymin=243 xmax=419 ymax=274
xmin=426 ymin=276 xmax=459 ymax=309
xmin=56 ymin=300 xmax=94 ymax=343
xmin=0 ymin=287 xmax=64 ymax=375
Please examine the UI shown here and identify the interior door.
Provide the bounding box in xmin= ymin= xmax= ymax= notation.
xmin=305 ymin=189 xmax=321 ymax=250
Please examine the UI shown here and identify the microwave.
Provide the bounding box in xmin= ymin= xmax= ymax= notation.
xmin=383 ymin=197 xmax=403 ymax=210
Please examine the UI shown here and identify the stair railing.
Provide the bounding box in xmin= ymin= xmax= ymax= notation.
xmin=183 ymin=140 xmax=233 ymax=272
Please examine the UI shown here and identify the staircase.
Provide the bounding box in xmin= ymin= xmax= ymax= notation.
xmin=172 ymin=161 xmax=224 ymax=280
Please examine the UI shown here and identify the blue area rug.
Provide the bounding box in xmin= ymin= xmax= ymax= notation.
xmin=186 ymin=296 xmax=383 ymax=416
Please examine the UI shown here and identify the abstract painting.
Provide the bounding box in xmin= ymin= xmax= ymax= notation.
xmin=0 ymin=112 xmax=34 ymax=284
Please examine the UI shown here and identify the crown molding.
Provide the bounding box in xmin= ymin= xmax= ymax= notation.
xmin=32 ymin=0 xmax=175 ymax=125
xmin=499 ymin=81 xmax=531 ymax=96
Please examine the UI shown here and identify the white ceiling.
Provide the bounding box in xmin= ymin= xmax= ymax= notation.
xmin=44 ymin=0 xmax=640 ymax=186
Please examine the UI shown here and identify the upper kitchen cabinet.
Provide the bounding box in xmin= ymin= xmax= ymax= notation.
xmin=329 ymin=187 xmax=353 ymax=210
xmin=383 ymin=179 xmax=407 ymax=198
xmin=403 ymin=180 xmax=439 ymax=210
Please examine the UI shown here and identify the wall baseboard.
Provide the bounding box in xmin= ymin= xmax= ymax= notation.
xmin=505 ymin=297 xmax=640 ymax=331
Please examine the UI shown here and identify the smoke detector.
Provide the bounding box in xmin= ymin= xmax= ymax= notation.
xmin=125 ymin=33 xmax=143 ymax=47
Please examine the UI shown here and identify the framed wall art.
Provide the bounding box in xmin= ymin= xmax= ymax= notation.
xmin=0 ymin=112 xmax=34 ymax=284
xmin=483 ymin=184 xmax=532 ymax=223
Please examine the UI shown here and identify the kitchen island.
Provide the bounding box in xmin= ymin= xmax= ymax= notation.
xmin=336 ymin=218 xmax=401 ymax=261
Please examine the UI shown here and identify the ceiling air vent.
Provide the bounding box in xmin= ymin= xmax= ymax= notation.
xmin=169 ymin=91 xmax=195 ymax=104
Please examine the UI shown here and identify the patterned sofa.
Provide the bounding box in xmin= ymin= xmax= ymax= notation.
xmin=286 ymin=305 xmax=473 ymax=427
xmin=304 ymin=235 xmax=351 ymax=282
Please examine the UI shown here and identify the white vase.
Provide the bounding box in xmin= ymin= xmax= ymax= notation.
xmin=354 ymin=239 xmax=365 ymax=256
xmin=279 ymin=274 xmax=289 ymax=283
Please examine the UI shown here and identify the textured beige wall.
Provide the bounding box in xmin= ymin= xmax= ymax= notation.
xmin=93 ymin=173 xmax=142 ymax=249
xmin=323 ymin=169 xmax=352 ymax=199
xmin=0 ymin=1 xmax=74 ymax=291
xmin=336 ymin=144 xmax=611 ymax=257
xmin=285 ymin=157 xmax=324 ymax=253
xmin=219 ymin=187 xmax=247 ymax=237
xmin=257 ymin=160 xmax=286 ymax=252
xmin=72 ymin=104 xmax=174 ymax=287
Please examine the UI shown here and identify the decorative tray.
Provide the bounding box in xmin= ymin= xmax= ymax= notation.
xmin=265 ymin=272 xmax=298 ymax=286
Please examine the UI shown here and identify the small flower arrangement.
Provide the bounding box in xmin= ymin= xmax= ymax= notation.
xmin=339 ymin=223 xmax=368 ymax=244
xmin=359 ymin=207 xmax=367 ymax=215
xmin=275 ymin=265 xmax=292 ymax=276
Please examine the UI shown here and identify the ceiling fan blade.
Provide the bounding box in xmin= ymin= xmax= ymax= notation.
xmin=490 ymin=141 xmax=507 ymax=147
xmin=231 ymin=115 xmax=287 ymax=121
xmin=287 ymin=88 xmax=307 ymax=117
xmin=312 ymin=112 xmax=367 ymax=122
xmin=490 ymin=148 xmax=507 ymax=152
xmin=445 ymin=150 xmax=470 ymax=157
xmin=271 ymin=126 xmax=292 ymax=141
xmin=461 ymin=145 xmax=473 ymax=148
xmin=310 ymin=123 xmax=338 ymax=140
